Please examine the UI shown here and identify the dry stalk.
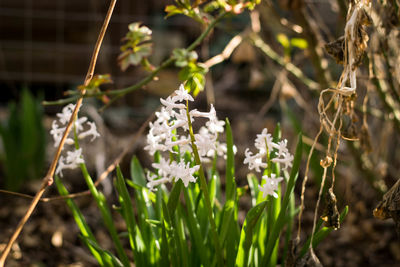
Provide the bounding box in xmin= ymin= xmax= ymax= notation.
xmin=0 ymin=1 xmax=116 ymax=265
xmin=296 ymin=0 xmax=371 ymax=253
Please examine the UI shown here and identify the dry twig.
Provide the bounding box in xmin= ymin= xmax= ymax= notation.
xmin=0 ymin=1 xmax=116 ymax=265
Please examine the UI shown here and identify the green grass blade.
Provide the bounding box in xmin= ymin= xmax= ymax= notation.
xmin=262 ymin=133 xmax=303 ymax=264
xmin=235 ymin=200 xmax=268 ymax=267
xmin=54 ymin=176 xmax=105 ymax=266
xmin=115 ymin=166 xmax=147 ymax=265
xmin=80 ymin=236 xmax=124 ymax=267
xmin=80 ymin=163 xmax=130 ymax=267
xmin=162 ymin=199 xmax=180 ymax=266
xmin=183 ymin=188 xmax=210 ymax=266
xmin=225 ymin=118 xmax=236 ymax=201
xmin=167 ymin=180 xmax=183 ymax=214
xmin=130 ymin=156 xmax=147 ymax=187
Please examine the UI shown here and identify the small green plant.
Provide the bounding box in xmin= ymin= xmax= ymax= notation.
xmin=0 ymin=89 xmax=45 ymax=191
xmin=55 ymin=85 xmax=345 ymax=266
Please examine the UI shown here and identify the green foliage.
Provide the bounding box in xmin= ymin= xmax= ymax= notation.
xmin=118 ymin=23 xmax=153 ymax=71
xmin=0 ymin=89 xmax=45 ymax=191
xmin=58 ymin=120 xmax=345 ymax=266
xmin=276 ymin=33 xmax=308 ymax=59
xmin=173 ymin=49 xmax=208 ymax=96
xmin=165 ymin=0 xmax=261 ymax=24
xmin=78 ymin=74 xmax=112 ymax=92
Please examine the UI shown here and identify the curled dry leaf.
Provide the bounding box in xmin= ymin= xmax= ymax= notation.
xmin=321 ymin=188 xmax=340 ymax=230
xmin=374 ymin=179 xmax=400 ymax=234
xmin=324 ymin=8 xmax=370 ymax=67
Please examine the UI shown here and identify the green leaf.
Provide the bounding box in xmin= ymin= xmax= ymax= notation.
xmin=262 ymin=133 xmax=303 ymax=264
xmin=162 ymin=199 xmax=180 ymax=266
xmin=130 ymin=156 xmax=147 ymax=187
xmin=115 ymin=166 xmax=146 ymax=265
xmin=165 ymin=5 xmax=186 ymax=18
xmin=276 ymin=33 xmax=290 ymax=49
xmin=80 ymin=236 xmax=124 ymax=267
xmin=55 ymin=176 xmax=105 ymax=266
xmin=118 ymin=23 xmax=152 ymax=71
xmin=291 ymin=38 xmax=308 ymax=49
xmin=225 ymin=119 xmax=236 ymax=201
xmin=247 ymin=174 xmax=260 ymax=207
xmin=235 ymin=201 xmax=268 ymax=266
xmin=167 ymin=180 xmax=183 ymax=214
xmin=80 ymin=163 xmax=130 ymax=267
xmin=0 ymin=89 xmax=45 ymax=191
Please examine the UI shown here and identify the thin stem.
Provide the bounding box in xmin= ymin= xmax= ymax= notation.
xmin=250 ymin=33 xmax=320 ymax=90
xmin=44 ymin=11 xmax=228 ymax=108
xmin=100 ymin=11 xmax=227 ymax=110
xmin=296 ymin=125 xmax=323 ymax=242
xmin=0 ymin=1 xmax=116 ymax=265
xmin=185 ymin=101 xmax=224 ymax=266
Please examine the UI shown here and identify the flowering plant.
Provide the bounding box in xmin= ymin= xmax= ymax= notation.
xmin=51 ymin=84 xmax=346 ymax=267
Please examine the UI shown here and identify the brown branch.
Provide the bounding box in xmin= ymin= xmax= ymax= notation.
xmin=203 ymin=34 xmax=244 ymax=68
xmin=0 ymin=1 xmax=116 ymax=265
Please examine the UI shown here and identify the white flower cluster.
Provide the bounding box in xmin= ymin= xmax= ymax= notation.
xmin=244 ymin=128 xmax=293 ymax=198
xmin=51 ymin=104 xmax=100 ymax=177
xmin=145 ymin=84 xmax=228 ymax=191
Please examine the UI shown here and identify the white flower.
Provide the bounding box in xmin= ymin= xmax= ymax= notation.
xmin=160 ymin=96 xmax=186 ymax=113
xmin=258 ymin=174 xmax=283 ymax=198
xmin=55 ymin=148 xmax=84 ymax=177
xmin=243 ymin=148 xmax=267 ymax=172
xmin=56 ymin=104 xmax=76 ymax=125
xmin=274 ymin=139 xmax=289 ymax=157
xmin=155 ymin=107 xmax=171 ymax=122
xmin=144 ymin=128 xmax=166 ymax=155
xmin=78 ymin=122 xmax=100 ymax=141
xmin=146 ymin=172 xmax=169 ymax=192
xmin=147 ymin=157 xmax=199 ymax=189
xmin=195 ymin=128 xmax=217 ymax=157
xmin=205 ymin=105 xmax=225 ymax=133
xmin=271 ymin=153 xmax=294 ymax=170
xmin=74 ymin=117 xmax=88 ymax=132
xmin=175 ymin=161 xmax=200 ymax=187
xmin=244 ymin=128 xmax=293 ymax=173
xmin=52 ymin=104 xmax=101 ymax=178
xmin=172 ymin=84 xmax=194 ymax=102
xmin=50 ymin=121 xmax=65 ymax=147
xmin=165 ymin=137 xmax=190 ymax=153
xmin=51 ymin=104 xmax=100 ymax=148
xmin=255 ymin=128 xmax=274 ymax=154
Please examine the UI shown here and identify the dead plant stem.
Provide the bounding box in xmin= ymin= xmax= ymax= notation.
xmin=0 ymin=1 xmax=116 ymax=265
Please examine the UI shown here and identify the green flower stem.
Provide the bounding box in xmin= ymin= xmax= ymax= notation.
xmin=73 ymin=132 xmax=129 ymax=266
xmin=185 ymin=102 xmax=224 ymax=266
xmin=43 ymin=11 xmax=228 ymax=108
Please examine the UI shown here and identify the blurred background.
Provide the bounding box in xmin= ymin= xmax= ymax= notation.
xmin=0 ymin=0 xmax=399 ymax=266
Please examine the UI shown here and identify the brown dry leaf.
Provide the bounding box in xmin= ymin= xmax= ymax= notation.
xmin=374 ymin=179 xmax=400 ymax=233
xmin=324 ymin=36 xmax=345 ymax=65
xmin=325 ymin=7 xmax=370 ymax=67
xmin=321 ymin=188 xmax=340 ymax=230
